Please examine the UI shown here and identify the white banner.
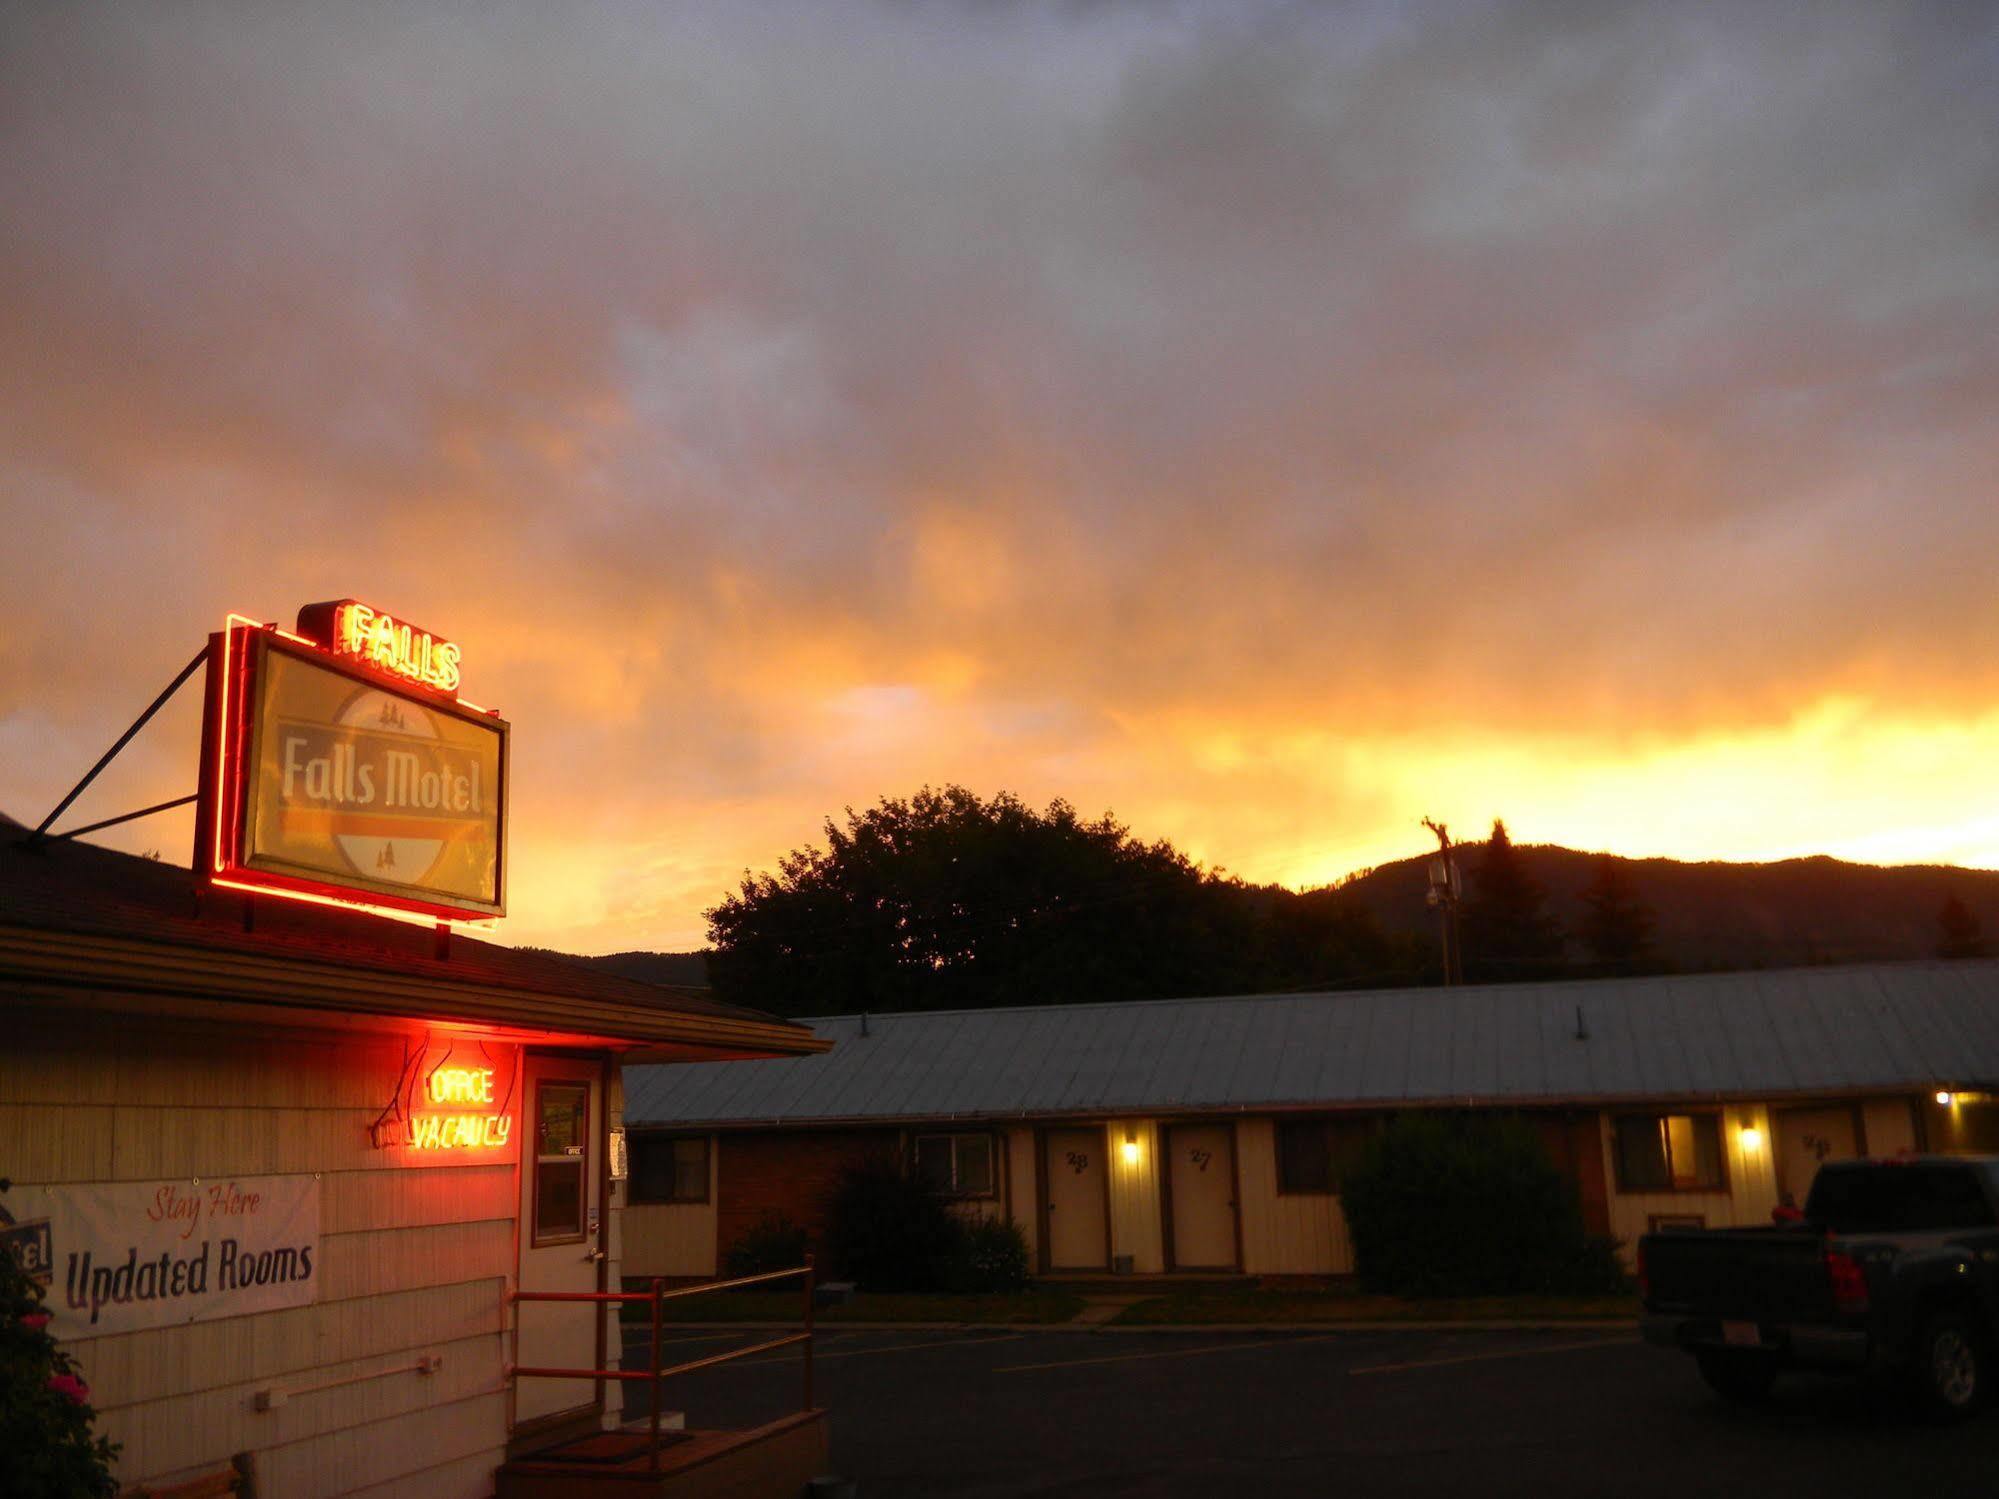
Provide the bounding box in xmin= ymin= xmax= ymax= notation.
xmin=21 ymin=1177 xmax=320 ymax=1341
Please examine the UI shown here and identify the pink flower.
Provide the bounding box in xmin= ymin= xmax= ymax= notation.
xmin=46 ymin=1372 xmax=90 ymax=1405
xmin=21 ymin=1312 xmax=51 ymax=1331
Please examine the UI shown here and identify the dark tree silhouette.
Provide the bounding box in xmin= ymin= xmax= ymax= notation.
xmin=1936 ymin=895 xmax=1990 ymax=960
xmin=704 ymin=785 xmax=1418 ymax=1014
xmin=1459 ymin=819 xmax=1567 ymax=983
xmin=1577 ymin=854 xmax=1660 ymax=975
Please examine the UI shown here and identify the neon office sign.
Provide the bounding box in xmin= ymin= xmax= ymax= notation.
xmin=373 ymin=1066 xmax=513 ymax=1151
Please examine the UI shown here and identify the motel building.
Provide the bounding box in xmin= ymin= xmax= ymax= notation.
xmin=619 ymin=964 xmax=1999 ymax=1284
xmin=1 ymin=605 xmax=830 ymax=1499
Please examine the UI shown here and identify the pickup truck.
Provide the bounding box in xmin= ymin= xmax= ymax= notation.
xmin=1639 ymin=1155 xmax=1999 ymax=1417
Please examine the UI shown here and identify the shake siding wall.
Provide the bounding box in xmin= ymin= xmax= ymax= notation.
xmin=621 ymin=1135 xmax=720 ymax=1279
xmin=2 ymin=1020 xmax=518 ymax=1498
xmin=1235 ymin=1118 xmax=1355 ymax=1276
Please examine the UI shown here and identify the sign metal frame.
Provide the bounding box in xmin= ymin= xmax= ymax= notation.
xmin=197 ymin=615 xmax=510 ymax=921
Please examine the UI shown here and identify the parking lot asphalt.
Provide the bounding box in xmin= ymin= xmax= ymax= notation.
xmin=620 ymin=1324 xmax=1999 ymax=1497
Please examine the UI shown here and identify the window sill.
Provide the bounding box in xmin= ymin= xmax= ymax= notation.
xmin=1614 ymin=1184 xmax=1725 ymax=1196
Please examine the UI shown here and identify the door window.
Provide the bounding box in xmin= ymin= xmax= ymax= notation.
xmin=534 ymin=1081 xmax=590 ymax=1244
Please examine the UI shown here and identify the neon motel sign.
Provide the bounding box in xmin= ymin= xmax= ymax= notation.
xmin=201 ymin=602 xmax=508 ymax=921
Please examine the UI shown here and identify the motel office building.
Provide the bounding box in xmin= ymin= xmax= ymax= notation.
xmin=1 ymin=821 xmax=824 ymax=1497
xmin=621 ymin=963 xmax=1999 ymax=1282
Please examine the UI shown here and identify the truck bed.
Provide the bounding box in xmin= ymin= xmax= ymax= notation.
xmin=1641 ymin=1226 xmax=1838 ymax=1324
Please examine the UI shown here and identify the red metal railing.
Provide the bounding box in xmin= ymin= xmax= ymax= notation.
xmin=511 ymin=1256 xmax=816 ymax=1471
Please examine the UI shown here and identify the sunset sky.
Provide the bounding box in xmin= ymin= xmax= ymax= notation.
xmin=4 ymin=2 xmax=1996 ymax=954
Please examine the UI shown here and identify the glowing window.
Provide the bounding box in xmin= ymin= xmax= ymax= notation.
xmin=1614 ymin=1113 xmax=1724 ymax=1192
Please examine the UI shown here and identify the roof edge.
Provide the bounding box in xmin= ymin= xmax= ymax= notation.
xmin=625 ymin=1082 xmax=1967 ymax=1131
xmin=0 ymin=923 xmax=830 ymax=1057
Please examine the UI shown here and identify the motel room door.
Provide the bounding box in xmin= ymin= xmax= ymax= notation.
xmin=516 ymin=1054 xmax=605 ymax=1430
xmin=1164 ymin=1123 xmax=1239 ymax=1271
xmin=1044 ymin=1127 xmax=1110 ymax=1271
xmin=1773 ymin=1105 xmax=1862 ymax=1209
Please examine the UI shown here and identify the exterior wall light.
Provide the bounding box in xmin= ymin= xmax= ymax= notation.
xmin=1738 ymin=1125 xmax=1762 ymax=1151
xmin=1937 ymin=1091 xmax=1956 ymax=1107
xmin=1121 ymin=1129 xmax=1140 ymax=1166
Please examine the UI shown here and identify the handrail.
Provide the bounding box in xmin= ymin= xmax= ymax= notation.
xmin=512 ymin=1257 xmax=816 ymax=1472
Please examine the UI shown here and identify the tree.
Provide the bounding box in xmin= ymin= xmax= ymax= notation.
xmin=1577 ymin=855 xmax=1659 ymax=975
xmin=1936 ymin=896 xmax=1990 ymax=960
xmin=704 ymin=785 xmax=1416 ymax=1014
xmin=1459 ymin=819 xmax=1566 ymax=983
xmin=706 ymin=786 xmax=1243 ymax=1013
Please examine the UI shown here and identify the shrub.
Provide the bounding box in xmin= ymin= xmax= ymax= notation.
xmin=1 ymin=1178 xmax=120 ymax=1497
xmin=723 ymin=1212 xmax=810 ymax=1282
xmin=944 ymin=1217 xmax=1031 ymax=1293
xmin=1339 ymin=1114 xmax=1628 ymax=1297
xmin=823 ymin=1157 xmax=963 ymax=1291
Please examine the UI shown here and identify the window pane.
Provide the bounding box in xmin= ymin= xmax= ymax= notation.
xmin=672 ymin=1138 xmax=709 ymax=1201
xmin=1615 ymin=1116 xmax=1670 ymax=1191
xmin=956 ymin=1135 xmax=994 ymax=1195
xmin=1688 ymin=1116 xmax=1724 ymax=1189
xmin=915 ymin=1136 xmax=954 ymax=1190
xmin=1278 ymin=1121 xmax=1332 ymax=1193
xmin=629 ymin=1137 xmax=676 ymax=1203
xmin=536 ymin=1160 xmax=584 ymax=1239
xmin=1665 ymin=1116 xmax=1699 ymax=1188
xmin=539 ymin=1084 xmax=587 ymax=1158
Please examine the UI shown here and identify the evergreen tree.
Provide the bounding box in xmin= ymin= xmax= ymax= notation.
xmin=1578 ymin=854 xmax=1659 ymax=975
xmin=1460 ymin=819 xmax=1566 ymax=983
xmin=1936 ymin=895 xmax=1990 ymax=960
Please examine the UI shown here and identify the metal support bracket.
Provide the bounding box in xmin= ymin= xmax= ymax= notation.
xmin=25 ymin=644 xmax=211 ymax=848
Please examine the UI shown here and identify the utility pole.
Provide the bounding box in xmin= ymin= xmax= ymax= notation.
xmin=1422 ymin=818 xmax=1463 ymax=985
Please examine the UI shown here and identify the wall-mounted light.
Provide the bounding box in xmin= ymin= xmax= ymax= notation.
xmin=1937 ymin=1091 xmax=1956 ymax=1107
xmin=1121 ymin=1129 xmax=1140 ymax=1166
xmin=1738 ymin=1125 xmax=1762 ymax=1152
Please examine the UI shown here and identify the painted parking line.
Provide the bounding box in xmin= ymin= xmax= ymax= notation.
xmin=996 ymin=1332 xmax=1351 ymax=1374
xmin=622 ymin=1329 xmax=773 ymax=1350
xmin=706 ymin=1332 xmax=1033 ymax=1369
xmin=1348 ymin=1336 xmax=1635 ymax=1376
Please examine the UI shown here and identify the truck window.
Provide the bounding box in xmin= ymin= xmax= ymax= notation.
xmin=1915 ymin=1167 xmax=1996 ymax=1230
xmin=1807 ymin=1164 xmax=1996 ymax=1232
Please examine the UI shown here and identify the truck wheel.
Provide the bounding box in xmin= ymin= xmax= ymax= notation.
xmin=1914 ymin=1311 xmax=1986 ymax=1420
xmin=1695 ymin=1349 xmax=1779 ymax=1404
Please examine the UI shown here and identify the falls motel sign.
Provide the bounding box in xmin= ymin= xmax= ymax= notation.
xmin=198 ymin=601 xmax=508 ymax=921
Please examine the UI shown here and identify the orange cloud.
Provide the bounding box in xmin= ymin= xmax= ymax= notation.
xmin=4 ymin=2 xmax=1996 ymax=953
